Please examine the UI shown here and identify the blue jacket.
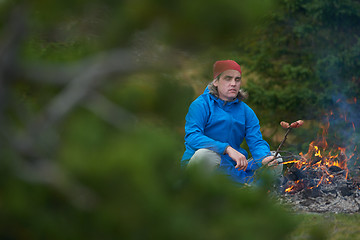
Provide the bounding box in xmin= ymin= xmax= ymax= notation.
xmin=181 ymin=89 xmax=271 ymax=183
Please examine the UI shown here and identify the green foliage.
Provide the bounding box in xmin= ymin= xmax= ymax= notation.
xmin=0 ymin=116 xmax=299 ymax=239
xmin=22 ymin=38 xmax=97 ymax=63
xmin=289 ymin=213 xmax=360 ymax=240
xmin=236 ymin=0 xmax=360 ymax=154
xmin=3 ymin=0 xmax=278 ymax=51
xmin=103 ymin=73 xmax=194 ymax=128
xmin=114 ymin=0 xmax=277 ymax=49
xmin=242 ymin=0 xmax=360 ymax=120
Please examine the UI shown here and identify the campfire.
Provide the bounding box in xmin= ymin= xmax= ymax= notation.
xmin=276 ymin=99 xmax=360 ymax=213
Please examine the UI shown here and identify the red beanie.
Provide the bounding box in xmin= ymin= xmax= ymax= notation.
xmin=213 ymin=60 xmax=242 ymax=79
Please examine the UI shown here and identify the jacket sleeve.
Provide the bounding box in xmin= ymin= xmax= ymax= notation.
xmin=244 ymin=106 xmax=271 ymax=166
xmin=184 ymin=99 xmax=229 ymax=155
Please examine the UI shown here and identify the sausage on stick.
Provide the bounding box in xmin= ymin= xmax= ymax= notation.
xmin=266 ymin=120 xmax=304 ymax=166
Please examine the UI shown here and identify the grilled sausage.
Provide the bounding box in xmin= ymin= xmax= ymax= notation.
xmin=280 ymin=121 xmax=290 ymax=129
xmin=290 ymin=120 xmax=304 ymax=128
xmin=296 ymin=120 xmax=304 ymax=127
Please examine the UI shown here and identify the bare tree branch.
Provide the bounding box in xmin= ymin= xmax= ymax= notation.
xmin=84 ymin=92 xmax=138 ymax=131
xmin=28 ymin=48 xmax=138 ymax=131
xmin=0 ymin=5 xmax=27 ymax=83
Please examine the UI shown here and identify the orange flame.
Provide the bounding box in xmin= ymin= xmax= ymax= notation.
xmin=285 ymin=185 xmax=294 ymax=193
xmin=314 ymin=146 xmax=322 ymax=157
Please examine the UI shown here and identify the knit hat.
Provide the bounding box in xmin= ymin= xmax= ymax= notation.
xmin=213 ymin=60 xmax=242 ymax=79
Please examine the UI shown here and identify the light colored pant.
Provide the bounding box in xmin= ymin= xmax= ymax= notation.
xmin=187 ymin=149 xmax=283 ymax=177
xmin=187 ymin=149 xmax=221 ymax=173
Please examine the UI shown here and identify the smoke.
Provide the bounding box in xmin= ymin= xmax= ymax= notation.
xmin=325 ymin=93 xmax=360 ymax=173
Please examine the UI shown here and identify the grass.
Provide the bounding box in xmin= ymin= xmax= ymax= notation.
xmin=288 ymin=213 xmax=360 ymax=240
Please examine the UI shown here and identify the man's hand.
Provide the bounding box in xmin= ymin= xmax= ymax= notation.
xmin=225 ymin=146 xmax=248 ymax=171
xmin=262 ymin=155 xmax=277 ymax=166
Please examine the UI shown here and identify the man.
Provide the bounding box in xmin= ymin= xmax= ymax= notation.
xmin=181 ymin=60 xmax=277 ymax=184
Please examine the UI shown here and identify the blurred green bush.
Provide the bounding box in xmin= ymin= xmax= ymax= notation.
xmin=1 ymin=121 xmax=298 ymax=240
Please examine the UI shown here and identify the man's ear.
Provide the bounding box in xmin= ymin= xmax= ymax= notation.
xmin=213 ymin=79 xmax=218 ymax=87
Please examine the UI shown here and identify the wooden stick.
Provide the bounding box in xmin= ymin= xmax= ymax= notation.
xmin=274 ymin=127 xmax=292 ymax=158
xmin=263 ymin=120 xmax=303 ymax=167
xmin=266 ymin=127 xmax=293 ymax=166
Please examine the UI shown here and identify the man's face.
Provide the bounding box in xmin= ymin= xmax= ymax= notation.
xmin=213 ymin=69 xmax=241 ymax=101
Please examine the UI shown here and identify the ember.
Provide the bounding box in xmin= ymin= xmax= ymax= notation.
xmin=277 ymin=99 xmax=360 ymax=213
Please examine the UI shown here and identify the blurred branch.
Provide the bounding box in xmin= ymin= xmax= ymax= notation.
xmin=33 ymin=48 xmax=138 ymax=128
xmin=21 ymin=48 xmax=140 ymax=85
xmin=0 ymin=5 xmax=27 ymax=83
xmin=9 ymin=48 xmax=142 ymax=208
xmin=9 ymin=47 xmax=141 ymax=155
xmin=84 ymin=92 xmax=138 ymax=131
xmin=0 ymin=4 xmax=27 ymax=132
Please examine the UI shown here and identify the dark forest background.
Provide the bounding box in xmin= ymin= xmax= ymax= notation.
xmin=0 ymin=0 xmax=359 ymax=239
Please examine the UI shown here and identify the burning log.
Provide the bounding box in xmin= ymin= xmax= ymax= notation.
xmin=328 ymin=165 xmax=342 ymax=173
xmin=302 ymin=187 xmax=321 ymax=198
xmin=310 ymin=156 xmax=322 ymax=165
xmin=286 ymin=166 xmax=305 ymax=181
